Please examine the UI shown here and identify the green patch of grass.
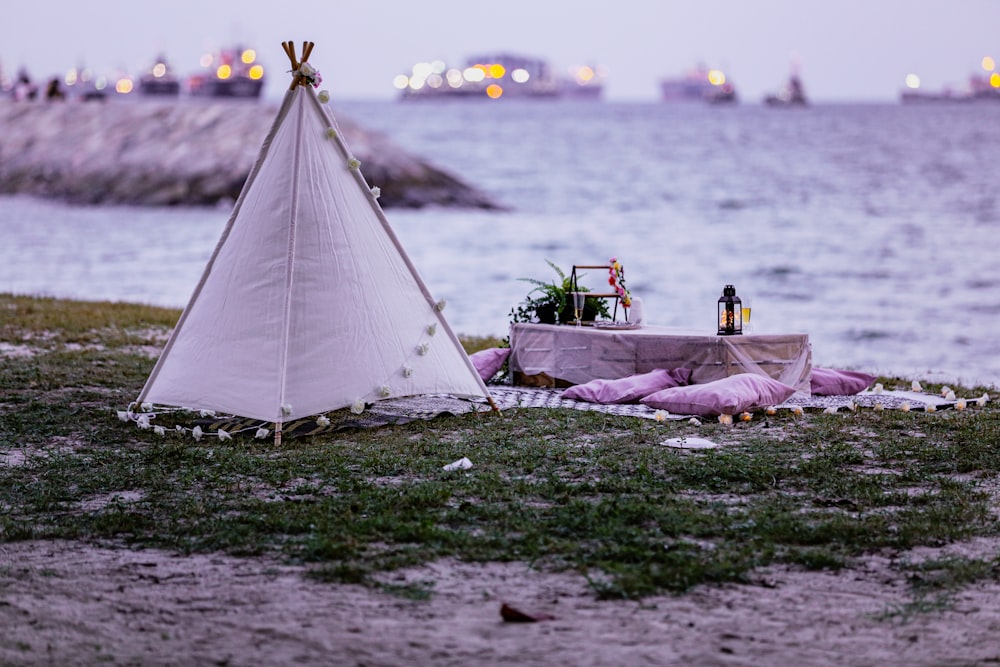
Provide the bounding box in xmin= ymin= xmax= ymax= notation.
xmin=2 ymin=297 xmax=1000 ymax=607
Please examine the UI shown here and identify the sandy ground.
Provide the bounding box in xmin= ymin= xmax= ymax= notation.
xmin=2 ymin=540 xmax=1000 ymax=666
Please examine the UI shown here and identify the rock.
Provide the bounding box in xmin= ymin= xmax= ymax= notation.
xmin=0 ymin=98 xmax=501 ymax=210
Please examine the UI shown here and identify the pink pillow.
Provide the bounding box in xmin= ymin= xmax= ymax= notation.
xmin=810 ymin=368 xmax=877 ymax=396
xmin=640 ymin=374 xmax=797 ymax=416
xmin=562 ymin=368 xmax=692 ymax=404
xmin=469 ymin=347 xmax=510 ymax=382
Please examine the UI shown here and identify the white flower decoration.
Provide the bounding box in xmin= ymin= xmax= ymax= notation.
xmin=140 ymin=402 xmax=153 ymax=412
xmin=926 ymin=404 xmax=937 ymax=413
xmin=153 ymin=425 xmax=166 ymax=436
xmin=371 ymin=186 xmax=381 ymax=199
xmin=281 ymin=404 xmax=293 ymax=417
xmin=688 ymin=417 xmax=701 ymax=426
xmin=318 ymin=90 xmax=330 ymax=103
xmin=873 ymin=383 xmax=884 ymax=394
xmin=199 ymin=409 xmax=216 ymax=418
xmin=137 ymin=415 xmax=151 ymax=430
xmin=654 ymin=410 xmax=669 ymax=422
xmin=378 ymin=385 xmax=392 ymax=398
xmin=739 ymin=412 xmax=752 ymax=422
xmin=823 ymin=407 xmax=838 ymax=415
xmin=901 ymin=402 xmax=911 ymax=412
xmin=427 ymin=324 xmax=437 ymax=337
xmin=351 ymin=399 xmax=366 ymax=414
xmin=718 ymin=414 xmax=734 ymax=425
xmin=417 ymin=342 xmax=430 ymax=356
xmin=435 ymin=299 xmax=446 ymax=312
xmin=218 ymin=429 xmax=232 ymax=441
xmin=348 ymin=158 xmax=361 ymax=170
xmin=911 ymin=380 xmax=922 ymax=392
xmin=255 ymin=427 xmax=270 ymax=439
xmin=325 ymin=127 xmax=337 ymax=139
xmin=874 ymin=403 xmax=884 ymax=411
xmin=317 ymin=415 xmax=331 ymax=427
xmin=980 ymin=392 xmax=990 ymax=406
xmin=945 ymin=390 xmax=957 ymax=401
xmin=940 ymin=386 xmax=952 ymax=398
xmin=175 ymin=425 xmax=184 ymax=433
xmin=117 ymin=410 xmax=129 ymax=422
xmin=765 ymin=406 xmax=777 ymax=416
xmin=956 ymin=398 xmax=967 ymax=411
xmin=192 ymin=426 xmax=203 ymax=441
xmin=402 ymin=365 xmax=413 ymax=378
xmin=791 ymin=406 xmax=804 ymax=416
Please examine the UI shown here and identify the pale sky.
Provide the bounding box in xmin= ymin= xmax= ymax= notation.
xmin=2 ymin=0 xmax=998 ymax=102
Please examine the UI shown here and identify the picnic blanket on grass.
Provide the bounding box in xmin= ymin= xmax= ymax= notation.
xmin=162 ymin=386 xmax=965 ymax=440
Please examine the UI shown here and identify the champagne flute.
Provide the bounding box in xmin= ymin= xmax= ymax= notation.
xmin=741 ymin=296 xmax=752 ymax=333
xmin=571 ymin=292 xmax=586 ymax=326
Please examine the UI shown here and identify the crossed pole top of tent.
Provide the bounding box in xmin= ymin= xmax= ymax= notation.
xmin=282 ymin=41 xmax=316 ymax=90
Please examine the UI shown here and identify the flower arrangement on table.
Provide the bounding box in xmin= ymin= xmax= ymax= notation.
xmin=608 ymin=257 xmax=632 ymax=308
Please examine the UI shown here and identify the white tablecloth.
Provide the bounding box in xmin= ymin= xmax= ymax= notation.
xmin=509 ymin=323 xmax=812 ymax=395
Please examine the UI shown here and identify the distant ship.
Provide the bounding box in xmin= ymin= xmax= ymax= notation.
xmin=394 ymin=53 xmax=604 ymax=101
xmin=764 ymin=72 xmax=808 ymax=107
xmin=187 ymin=46 xmax=265 ymax=99
xmin=900 ymin=57 xmax=1000 ymax=104
xmin=138 ymin=56 xmax=181 ymax=97
xmin=660 ymin=64 xmax=737 ymax=104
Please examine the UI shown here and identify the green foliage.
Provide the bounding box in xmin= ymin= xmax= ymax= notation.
xmin=509 ymin=260 xmax=610 ymax=325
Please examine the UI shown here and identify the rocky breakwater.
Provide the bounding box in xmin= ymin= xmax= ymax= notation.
xmin=0 ymin=99 xmax=500 ymax=209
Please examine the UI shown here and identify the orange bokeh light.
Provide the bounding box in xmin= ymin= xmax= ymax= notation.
xmin=486 ymin=84 xmax=503 ymax=99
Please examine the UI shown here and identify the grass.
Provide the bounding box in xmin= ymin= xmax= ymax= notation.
xmin=2 ymin=292 xmax=1000 ymax=607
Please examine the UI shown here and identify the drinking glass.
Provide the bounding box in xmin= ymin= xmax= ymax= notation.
xmin=571 ymin=292 xmax=586 ymax=326
xmin=741 ymin=297 xmax=752 ymax=333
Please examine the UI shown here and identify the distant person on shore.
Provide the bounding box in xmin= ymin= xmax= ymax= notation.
xmin=45 ymin=77 xmax=65 ymax=101
xmin=13 ymin=69 xmax=37 ymax=101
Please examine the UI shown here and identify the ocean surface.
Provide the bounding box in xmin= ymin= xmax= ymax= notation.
xmin=2 ymin=100 xmax=999 ymax=388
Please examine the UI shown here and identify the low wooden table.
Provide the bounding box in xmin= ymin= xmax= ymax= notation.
xmin=509 ymin=323 xmax=812 ymax=395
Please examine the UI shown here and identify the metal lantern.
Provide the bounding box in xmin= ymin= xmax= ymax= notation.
xmin=717 ymin=284 xmax=743 ymax=335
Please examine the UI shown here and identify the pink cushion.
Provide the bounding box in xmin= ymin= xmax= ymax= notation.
xmin=562 ymin=368 xmax=691 ymax=404
xmin=469 ymin=347 xmax=510 ymax=381
xmin=810 ymin=368 xmax=877 ymax=396
xmin=640 ymin=374 xmax=797 ymax=416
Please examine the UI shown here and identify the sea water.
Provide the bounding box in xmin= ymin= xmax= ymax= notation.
xmin=2 ymin=100 xmax=999 ymax=387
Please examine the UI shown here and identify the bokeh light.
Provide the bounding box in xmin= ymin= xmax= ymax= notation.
xmin=463 ymin=67 xmax=485 ymax=82
xmin=511 ymin=68 xmax=530 ymax=83
xmin=489 ymin=64 xmax=506 ymax=78
xmin=486 ymin=84 xmax=503 ymax=98
xmin=248 ymin=65 xmax=264 ymax=80
xmin=982 ymin=56 xmax=996 ymax=71
xmin=241 ymin=49 xmax=256 ymax=64
xmin=707 ymin=69 xmax=726 ymax=86
xmin=905 ymin=73 xmax=921 ymax=89
xmin=115 ymin=78 xmax=133 ymax=94
xmin=392 ymin=74 xmax=409 ymax=90
xmin=991 ymin=72 xmax=1000 ymax=88
xmin=152 ymin=63 xmax=167 ymax=78
xmin=216 ymin=64 xmax=232 ymax=80
xmin=199 ymin=53 xmax=213 ymax=68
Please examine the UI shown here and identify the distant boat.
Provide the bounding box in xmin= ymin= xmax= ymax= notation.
xmin=138 ymin=56 xmax=181 ymax=97
xmin=764 ymin=73 xmax=808 ymax=107
xmin=660 ymin=64 xmax=737 ymax=104
xmin=187 ymin=46 xmax=265 ymax=99
xmin=395 ymin=53 xmax=604 ymax=101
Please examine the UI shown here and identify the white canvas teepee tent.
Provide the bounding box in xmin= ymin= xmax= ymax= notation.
xmin=136 ymin=42 xmax=495 ymax=436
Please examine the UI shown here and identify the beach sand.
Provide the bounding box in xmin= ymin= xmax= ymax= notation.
xmin=2 ymin=539 xmax=999 ymax=666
